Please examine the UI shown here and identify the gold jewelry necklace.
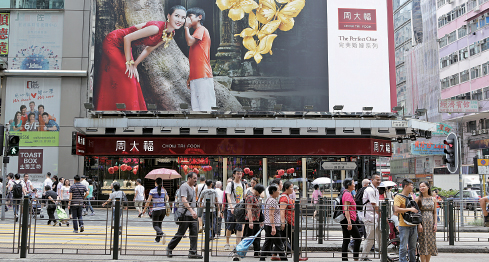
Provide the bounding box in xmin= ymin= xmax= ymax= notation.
xmin=162 ymin=28 xmax=175 ymax=49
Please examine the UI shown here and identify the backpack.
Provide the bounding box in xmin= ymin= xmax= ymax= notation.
xmin=355 ymin=186 xmax=369 ymax=212
xmin=332 ymin=190 xmax=346 ymax=223
xmin=234 ymin=199 xmax=247 ymax=223
xmin=12 ymin=181 xmax=23 ymax=198
xmin=397 ymin=194 xmax=422 ymax=225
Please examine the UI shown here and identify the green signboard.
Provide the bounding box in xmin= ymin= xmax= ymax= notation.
xmin=11 ymin=131 xmax=59 ymax=147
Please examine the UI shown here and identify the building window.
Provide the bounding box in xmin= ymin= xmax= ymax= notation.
xmin=473 ymin=89 xmax=483 ymax=100
xmin=439 ymin=36 xmax=448 ymax=48
xmin=469 ymin=20 xmax=478 ymax=33
xmin=458 ymin=26 xmax=467 ymax=39
xmin=448 ymin=30 xmax=457 ymax=43
xmin=458 ymin=3 xmax=466 ymax=17
xmin=481 ymin=38 xmax=489 ymax=52
xmin=449 ymin=73 xmax=459 ymax=86
xmin=467 ymin=121 xmax=477 ymax=133
xmin=441 ymin=77 xmax=450 ymax=89
xmin=470 ymin=42 xmax=481 ymax=56
xmin=450 ymin=51 xmax=458 ymax=64
xmin=471 ymin=65 xmax=481 ymax=79
xmin=467 ymin=0 xmax=478 ymax=11
xmin=461 ymin=70 xmax=470 ymax=82
xmin=484 ymin=87 xmax=489 ymax=99
xmin=437 ymin=0 xmax=446 ymax=8
xmin=459 ymin=47 xmax=469 ymax=60
xmin=483 ymin=61 xmax=489 ymax=76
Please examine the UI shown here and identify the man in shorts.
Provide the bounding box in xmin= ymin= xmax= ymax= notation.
xmin=224 ymin=168 xmax=246 ymax=250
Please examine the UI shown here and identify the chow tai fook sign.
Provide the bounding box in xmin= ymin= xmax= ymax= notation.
xmin=338 ymin=8 xmax=377 ymax=31
xmin=82 ymin=137 xmax=392 ymax=157
xmin=18 ymin=149 xmax=43 ymax=174
xmin=438 ymin=99 xmax=479 ymax=113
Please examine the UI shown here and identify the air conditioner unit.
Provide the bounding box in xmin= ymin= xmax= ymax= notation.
xmin=475 ymin=6 xmax=480 ymax=11
xmin=472 ymin=130 xmax=478 ymax=135
xmin=483 ymin=129 xmax=488 ymax=134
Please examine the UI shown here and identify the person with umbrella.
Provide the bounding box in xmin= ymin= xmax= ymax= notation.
xmin=143 ymin=178 xmax=169 ymax=244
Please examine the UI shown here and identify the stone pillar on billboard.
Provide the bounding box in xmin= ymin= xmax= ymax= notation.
xmin=214 ymin=10 xmax=256 ymax=78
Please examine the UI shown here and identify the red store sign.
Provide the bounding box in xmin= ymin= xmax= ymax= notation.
xmin=338 ymin=8 xmax=377 ymax=31
xmin=82 ymin=137 xmax=392 ymax=157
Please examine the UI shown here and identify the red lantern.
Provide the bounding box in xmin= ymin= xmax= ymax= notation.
xmin=278 ymin=169 xmax=285 ymax=176
xmin=120 ymin=165 xmax=127 ymax=171
xmin=287 ymin=168 xmax=294 ymax=174
xmin=108 ymin=167 xmax=115 ymax=174
xmin=183 ymin=165 xmax=189 ymax=173
xmin=126 ymin=166 xmax=132 ymax=171
xmin=133 ymin=169 xmax=137 ymax=175
xmin=113 ymin=166 xmax=119 ymax=172
xmin=249 ymin=171 xmax=254 ymax=177
xmin=244 ymin=167 xmax=250 ymax=174
xmin=193 ymin=168 xmax=199 ymax=174
xmin=207 ymin=166 xmax=212 ymax=171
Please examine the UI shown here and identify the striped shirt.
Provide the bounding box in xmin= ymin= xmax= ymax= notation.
xmin=264 ymin=197 xmax=280 ymax=226
xmin=149 ymin=187 xmax=167 ymax=211
xmin=69 ymin=182 xmax=87 ymax=206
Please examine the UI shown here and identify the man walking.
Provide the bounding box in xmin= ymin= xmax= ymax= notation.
xmin=43 ymin=185 xmax=57 ymax=225
xmin=394 ymin=179 xmax=419 ymax=262
xmin=69 ymin=175 xmax=88 ymax=233
xmin=167 ymin=172 xmax=203 ymax=259
xmin=9 ymin=173 xmax=26 ymax=221
xmin=199 ymin=180 xmax=219 ymax=239
xmin=43 ymin=172 xmax=53 ymax=190
xmin=224 ymin=168 xmax=246 ymax=250
xmin=195 ymin=176 xmax=206 ymax=231
xmin=215 ymin=181 xmax=224 ymax=237
xmin=80 ymin=175 xmax=90 ymax=215
xmin=360 ymin=175 xmax=381 ymax=261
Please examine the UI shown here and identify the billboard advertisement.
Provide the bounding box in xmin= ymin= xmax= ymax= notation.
xmin=92 ymin=0 xmax=393 ymax=113
xmin=5 ymin=78 xmax=61 ymax=146
xmin=327 ymin=0 xmax=395 ymax=112
xmin=8 ymin=11 xmax=63 ymax=70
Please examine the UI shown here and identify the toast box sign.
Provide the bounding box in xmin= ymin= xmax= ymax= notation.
xmin=18 ymin=149 xmax=43 ymax=174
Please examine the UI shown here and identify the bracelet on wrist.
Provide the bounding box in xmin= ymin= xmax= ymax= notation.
xmin=125 ymin=60 xmax=135 ymax=66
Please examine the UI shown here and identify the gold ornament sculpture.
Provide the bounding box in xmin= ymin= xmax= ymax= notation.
xmin=217 ymin=0 xmax=305 ymax=64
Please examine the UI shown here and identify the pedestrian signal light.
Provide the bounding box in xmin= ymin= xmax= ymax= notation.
xmin=7 ymin=135 xmax=20 ymax=156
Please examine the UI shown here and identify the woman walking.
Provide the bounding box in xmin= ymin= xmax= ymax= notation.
xmin=260 ymin=184 xmax=287 ymax=261
xmin=143 ymin=178 xmax=169 ymax=244
xmin=86 ymin=180 xmax=95 ymax=216
xmin=341 ymin=178 xmax=362 ymax=261
xmin=135 ymin=179 xmax=145 ymax=217
xmin=60 ymin=179 xmax=71 ymax=224
xmin=416 ymin=181 xmax=437 ymax=262
xmin=94 ymin=5 xmax=187 ymax=110
xmin=312 ymin=184 xmax=322 ymax=219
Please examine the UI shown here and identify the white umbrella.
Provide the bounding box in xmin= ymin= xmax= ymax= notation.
xmin=379 ymin=181 xmax=397 ymax=187
xmin=312 ymin=177 xmax=332 ymax=185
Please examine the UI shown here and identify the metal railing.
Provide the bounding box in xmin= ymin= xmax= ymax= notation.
xmin=0 ymin=196 xmax=486 ymax=261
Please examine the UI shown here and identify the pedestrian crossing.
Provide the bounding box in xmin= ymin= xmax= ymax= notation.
xmin=0 ymin=224 xmax=240 ymax=252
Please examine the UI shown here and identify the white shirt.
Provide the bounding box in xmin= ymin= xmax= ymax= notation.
xmin=43 ymin=178 xmax=53 ymax=190
xmin=390 ymin=214 xmax=399 ymax=228
xmin=9 ymin=179 xmax=27 ymax=193
xmin=215 ymin=188 xmax=223 ymax=204
xmin=134 ymin=185 xmax=145 ymax=201
xmin=362 ymin=185 xmax=379 ymax=222
xmin=81 ymin=180 xmax=89 ymax=191
xmin=61 ymin=186 xmax=71 ymax=200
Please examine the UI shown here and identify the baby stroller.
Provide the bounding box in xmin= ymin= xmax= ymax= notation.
xmin=230 ymin=227 xmax=263 ymax=261
xmin=29 ymin=191 xmax=44 ymax=219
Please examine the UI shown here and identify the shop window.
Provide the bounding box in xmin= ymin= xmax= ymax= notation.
xmin=11 ymin=0 xmax=64 ymax=9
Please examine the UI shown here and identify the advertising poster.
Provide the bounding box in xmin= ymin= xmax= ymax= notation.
xmin=411 ymin=142 xmax=445 ymax=155
xmin=5 ymin=78 xmax=61 ymax=146
xmin=327 ymin=0 xmax=394 ymax=112
xmin=7 ymin=147 xmax=58 ymax=193
xmin=92 ymin=0 xmax=332 ymax=112
xmin=8 ymin=11 xmax=63 ymax=70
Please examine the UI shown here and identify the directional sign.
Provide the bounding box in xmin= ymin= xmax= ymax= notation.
xmin=478 ymin=159 xmax=489 ymax=174
xmin=322 ymin=162 xmax=357 ymax=170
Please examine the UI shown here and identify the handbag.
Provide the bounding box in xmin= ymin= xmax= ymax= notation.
xmin=333 ymin=191 xmax=346 ymax=223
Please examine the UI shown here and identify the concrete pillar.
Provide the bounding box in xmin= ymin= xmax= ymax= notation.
xmin=262 ymin=158 xmax=267 ymax=186
xmin=223 ymin=157 xmax=228 ymax=189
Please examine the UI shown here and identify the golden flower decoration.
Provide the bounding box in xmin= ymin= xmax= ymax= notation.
xmin=216 ymin=0 xmax=259 ymax=21
xmin=217 ymin=0 xmax=305 ymax=63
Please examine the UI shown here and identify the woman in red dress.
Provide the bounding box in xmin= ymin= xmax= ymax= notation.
xmin=94 ymin=6 xmax=187 ymax=111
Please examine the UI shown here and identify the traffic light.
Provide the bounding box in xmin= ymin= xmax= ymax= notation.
xmin=7 ymin=135 xmax=20 ymax=156
xmin=443 ymin=133 xmax=458 ymax=173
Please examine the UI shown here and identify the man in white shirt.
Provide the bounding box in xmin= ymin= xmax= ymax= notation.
xmin=9 ymin=174 xmax=27 ymax=221
xmin=23 ymin=174 xmax=35 ymax=194
xmin=360 ymin=174 xmax=381 ymax=261
xmin=43 ymin=172 xmax=53 ymax=190
xmin=80 ymin=175 xmax=90 ymax=215
xmin=224 ymin=168 xmax=246 ymax=250
xmin=195 ymin=176 xmax=206 ymax=232
xmin=214 ymin=181 xmax=224 ymax=237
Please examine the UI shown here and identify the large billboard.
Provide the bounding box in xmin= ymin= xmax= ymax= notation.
xmin=8 ymin=11 xmax=63 ymax=70
xmin=92 ymin=0 xmax=394 ymax=112
xmin=5 ymin=78 xmax=61 ymax=146
xmin=327 ymin=0 xmax=395 ymax=112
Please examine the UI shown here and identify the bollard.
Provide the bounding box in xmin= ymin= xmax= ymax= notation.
xmin=318 ymin=198 xmax=324 ymax=244
xmin=20 ymin=196 xmax=29 ymax=258
xmin=113 ymin=198 xmax=121 ymax=260
xmin=204 ymin=199 xmax=210 ymax=262
xmin=448 ymin=200 xmax=454 ymax=246
xmin=380 ymin=202 xmax=388 ymax=262
xmin=294 ymin=200 xmax=300 ymax=262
